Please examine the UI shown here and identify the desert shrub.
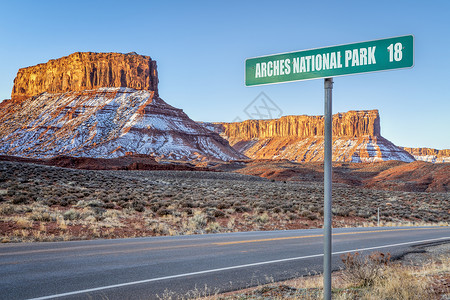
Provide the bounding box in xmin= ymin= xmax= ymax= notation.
xmin=149 ymin=220 xmax=169 ymax=235
xmin=0 ymin=204 xmax=17 ymax=215
xmin=63 ymin=209 xmax=81 ymax=221
xmin=281 ymin=204 xmax=294 ymax=212
xmin=87 ymin=200 xmax=104 ymax=208
xmin=156 ymin=208 xmax=172 ymax=217
xmin=182 ymin=208 xmax=193 ymax=216
xmin=7 ymin=184 xmax=19 ymax=196
xmin=356 ymin=210 xmax=372 ymax=218
xmin=309 ymin=205 xmax=319 ymax=213
xmin=132 ymin=201 xmax=145 ymax=212
xmin=202 ymin=207 xmax=216 ymax=215
xmin=272 ymin=207 xmax=282 ymax=213
xmin=367 ymin=265 xmax=430 ymax=299
xmin=300 ymin=210 xmax=312 ymax=217
xmin=234 ymin=206 xmax=251 ymax=213
xmin=206 ymin=201 xmax=219 ymax=208
xmin=233 ymin=201 xmax=242 ymax=207
xmin=307 ymin=213 xmax=318 ymax=220
xmin=341 ymin=251 xmax=391 ymax=287
xmin=254 ymin=213 xmax=269 ymax=224
xmin=287 ymin=213 xmax=298 ymax=220
xmin=205 ymin=222 xmax=221 ymax=233
xmin=0 ymin=174 xmax=7 ymax=183
xmin=89 ymin=207 xmax=106 ymax=221
xmin=206 ymin=215 xmax=216 ymax=223
xmin=12 ymin=194 xmax=29 ymax=204
xmin=213 ymin=210 xmax=225 ymax=218
xmin=149 ymin=203 xmax=162 ymax=212
xmin=427 ymin=216 xmax=437 ymax=222
xmin=190 ymin=213 xmax=207 ymax=229
xmin=217 ymin=202 xmax=231 ymax=209
xmin=16 ymin=217 xmax=33 ymax=229
xmin=199 ymin=202 xmax=210 ymax=208
xmin=119 ymin=202 xmax=132 ymax=209
xmin=255 ymin=207 xmax=265 ymax=214
xmin=41 ymin=197 xmax=56 ymax=206
xmin=31 ymin=211 xmax=53 ymax=222
xmin=180 ymin=201 xmax=195 ymax=208
xmin=333 ymin=207 xmax=350 ymax=217
xmin=104 ymin=203 xmax=115 ymax=209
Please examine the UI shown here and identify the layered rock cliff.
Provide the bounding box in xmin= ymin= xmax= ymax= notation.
xmin=213 ymin=110 xmax=415 ymax=163
xmin=11 ymin=52 xmax=158 ymax=102
xmin=0 ymin=87 xmax=245 ymax=160
xmin=401 ymin=147 xmax=450 ymax=163
xmin=215 ymin=110 xmax=380 ymax=142
xmin=0 ymin=52 xmax=245 ymax=161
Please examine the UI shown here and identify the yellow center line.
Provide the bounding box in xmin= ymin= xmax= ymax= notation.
xmin=1 ymin=227 xmax=447 ymax=260
xmin=0 ymin=243 xmax=214 ymax=266
xmin=0 ymin=237 xmax=210 ymax=256
xmin=213 ymin=227 xmax=448 ymax=246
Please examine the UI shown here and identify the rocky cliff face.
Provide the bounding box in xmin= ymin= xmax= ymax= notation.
xmin=401 ymin=147 xmax=450 ymax=163
xmin=212 ymin=110 xmax=414 ymax=163
xmin=0 ymin=52 xmax=245 ymax=161
xmin=0 ymin=87 xmax=245 ymax=160
xmin=11 ymin=52 xmax=158 ymax=102
xmin=215 ymin=110 xmax=380 ymax=142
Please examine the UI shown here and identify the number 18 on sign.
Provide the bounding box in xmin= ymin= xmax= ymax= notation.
xmin=245 ymin=35 xmax=414 ymax=86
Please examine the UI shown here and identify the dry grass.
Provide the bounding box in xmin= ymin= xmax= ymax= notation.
xmin=197 ymin=248 xmax=449 ymax=300
xmin=0 ymin=160 xmax=449 ymax=243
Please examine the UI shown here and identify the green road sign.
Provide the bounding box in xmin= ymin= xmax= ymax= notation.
xmin=245 ymin=35 xmax=414 ymax=86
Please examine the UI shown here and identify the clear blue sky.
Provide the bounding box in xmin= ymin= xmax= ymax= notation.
xmin=1 ymin=0 xmax=449 ymax=149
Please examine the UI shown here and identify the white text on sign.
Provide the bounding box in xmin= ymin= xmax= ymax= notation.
xmin=255 ymin=46 xmax=377 ymax=78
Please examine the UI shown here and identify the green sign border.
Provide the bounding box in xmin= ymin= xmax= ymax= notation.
xmin=245 ymin=35 xmax=414 ymax=86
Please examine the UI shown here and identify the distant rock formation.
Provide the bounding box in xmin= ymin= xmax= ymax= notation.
xmin=215 ymin=110 xmax=380 ymax=141
xmin=401 ymin=147 xmax=450 ymax=163
xmin=212 ymin=110 xmax=415 ymax=163
xmin=11 ymin=52 xmax=159 ymax=102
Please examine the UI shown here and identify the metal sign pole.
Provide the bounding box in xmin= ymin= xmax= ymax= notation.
xmin=323 ymin=77 xmax=333 ymax=300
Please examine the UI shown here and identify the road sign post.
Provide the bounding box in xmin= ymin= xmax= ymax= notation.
xmin=245 ymin=35 xmax=414 ymax=300
xmin=323 ymin=78 xmax=333 ymax=299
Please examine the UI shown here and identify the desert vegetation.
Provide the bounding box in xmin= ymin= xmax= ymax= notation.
xmin=0 ymin=160 xmax=449 ymax=243
xmin=211 ymin=244 xmax=450 ymax=299
xmin=153 ymin=244 xmax=449 ymax=299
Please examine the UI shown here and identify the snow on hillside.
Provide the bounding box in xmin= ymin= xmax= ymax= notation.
xmin=0 ymin=88 xmax=246 ymax=161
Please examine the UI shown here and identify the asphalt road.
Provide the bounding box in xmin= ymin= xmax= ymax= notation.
xmin=1 ymin=226 xmax=449 ymax=300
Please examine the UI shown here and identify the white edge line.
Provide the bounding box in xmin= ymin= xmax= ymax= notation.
xmin=28 ymin=236 xmax=449 ymax=300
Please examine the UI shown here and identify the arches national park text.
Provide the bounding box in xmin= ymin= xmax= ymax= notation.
xmin=245 ymin=35 xmax=413 ymax=86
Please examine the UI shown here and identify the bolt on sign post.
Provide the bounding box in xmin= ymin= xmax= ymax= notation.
xmin=245 ymin=35 xmax=414 ymax=300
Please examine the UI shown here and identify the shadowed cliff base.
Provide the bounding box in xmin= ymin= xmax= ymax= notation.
xmin=213 ymin=159 xmax=450 ymax=193
xmin=0 ymin=154 xmax=216 ymax=172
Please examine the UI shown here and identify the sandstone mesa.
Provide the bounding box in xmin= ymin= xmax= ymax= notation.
xmin=0 ymin=52 xmax=244 ymax=161
xmin=11 ymin=52 xmax=159 ymax=102
xmin=212 ymin=110 xmax=416 ymax=163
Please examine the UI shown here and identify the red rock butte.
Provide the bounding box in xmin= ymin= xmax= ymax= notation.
xmin=215 ymin=109 xmax=381 ymax=140
xmin=11 ymin=52 xmax=159 ymax=102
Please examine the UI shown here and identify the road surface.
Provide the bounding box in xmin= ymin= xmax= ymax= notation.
xmin=1 ymin=226 xmax=449 ymax=300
